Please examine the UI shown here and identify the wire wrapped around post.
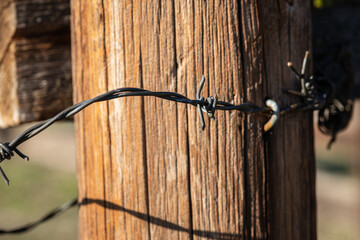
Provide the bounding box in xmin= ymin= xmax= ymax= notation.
xmin=0 ymin=51 xmax=350 ymax=185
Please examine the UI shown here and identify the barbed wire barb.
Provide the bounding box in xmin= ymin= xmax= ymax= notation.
xmin=0 ymin=50 xmax=353 ymax=235
xmin=0 ymin=72 xmax=322 ymax=185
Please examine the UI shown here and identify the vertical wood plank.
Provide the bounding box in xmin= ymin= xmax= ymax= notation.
xmin=174 ymin=0 xmax=250 ymax=238
xmin=0 ymin=0 xmax=16 ymax=60
xmin=0 ymin=42 xmax=19 ymax=127
xmin=72 ymin=0 xmax=151 ymax=239
xmin=0 ymin=0 xmax=18 ymax=126
xmin=258 ymin=1 xmax=316 ymax=239
xmin=72 ymin=0 xmax=316 ymax=239
xmin=139 ymin=1 xmax=192 ymax=239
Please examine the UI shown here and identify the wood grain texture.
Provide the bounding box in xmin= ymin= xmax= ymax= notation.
xmin=259 ymin=1 xmax=316 ymax=239
xmin=72 ymin=0 xmax=316 ymax=239
xmin=0 ymin=0 xmax=71 ymax=127
xmin=15 ymin=0 xmax=70 ymax=35
xmin=0 ymin=43 xmax=19 ymax=127
xmin=0 ymin=1 xmax=18 ymax=126
xmin=0 ymin=0 xmax=16 ymax=62
xmin=15 ymin=33 xmax=72 ymax=122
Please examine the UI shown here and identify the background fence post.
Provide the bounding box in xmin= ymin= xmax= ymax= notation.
xmin=0 ymin=0 xmax=72 ymax=127
xmin=71 ymin=1 xmax=316 ymax=239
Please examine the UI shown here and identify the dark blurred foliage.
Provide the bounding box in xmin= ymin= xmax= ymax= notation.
xmin=312 ymin=0 xmax=360 ymax=145
xmin=312 ymin=0 xmax=360 ymax=98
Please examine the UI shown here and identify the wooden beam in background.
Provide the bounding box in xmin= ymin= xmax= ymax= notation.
xmin=0 ymin=0 xmax=71 ymax=128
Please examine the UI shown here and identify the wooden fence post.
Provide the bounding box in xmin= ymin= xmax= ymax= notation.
xmin=71 ymin=1 xmax=316 ymax=239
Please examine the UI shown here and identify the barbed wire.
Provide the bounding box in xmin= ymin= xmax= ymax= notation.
xmin=0 ymin=51 xmax=339 ymax=186
xmin=0 ymin=51 xmax=353 ymax=235
xmin=0 ymin=79 xmax=301 ymax=186
xmin=0 ymin=199 xmax=77 ymax=234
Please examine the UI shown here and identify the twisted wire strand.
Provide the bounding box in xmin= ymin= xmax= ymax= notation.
xmin=0 ymin=50 xmax=344 ymax=235
xmin=0 ymin=86 xmax=290 ymax=234
xmin=0 ymin=86 xmax=312 ymax=183
xmin=0 ymin=199 xmax=77 ymax=234
xmin=0 ymin=85 xmax=317 ymax=235
xmin=7 ymin=88 xmax=271 ymax=150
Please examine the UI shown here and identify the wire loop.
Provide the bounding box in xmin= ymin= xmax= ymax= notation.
xmin=264 ymin=99 xmax=279 ymax=132
xmin=0 ymin=142 xmax=29 ymax=185
xmin=0 ymin=142 xmax=13 ymax=162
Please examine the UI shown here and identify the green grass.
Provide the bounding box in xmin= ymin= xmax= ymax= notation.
xmin=0 ymin=160 xmax=77 ymax=240
xmin=316 ymin=158 xmax=351 ymax=175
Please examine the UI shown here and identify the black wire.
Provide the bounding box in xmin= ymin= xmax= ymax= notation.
xmin=0 ymin=86 xmax=314 ymax=235
xmin=0 ymin=85 xmax=315 ymax=189
xmin=0 ymin=87 xmax=274 ymax=186
xmin=0 ymin=48 xmax=339 ymax=235
xmin=5 ymin=87 xmax=272 ymax=151
xmin=0 ymin=198 xmax=77 ymax=234
xmin=2 ymin=50 xmax=342 ymax=235
xmin=0 ymin=87 xmax=311 ymax=176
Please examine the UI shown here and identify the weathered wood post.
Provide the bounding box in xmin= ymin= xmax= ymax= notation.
xmin=0 ymin=0 xmax=72 ymax=127
xmin=71 ymin=1 xmax=316 ymax=239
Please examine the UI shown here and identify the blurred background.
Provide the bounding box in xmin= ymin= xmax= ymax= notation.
xmin=0 ymin=122 xmax=77 ymax=240
xmin=315 ymin=103 xmax=360 ymax=240
xmin=313 ymin=0 xmax=360 ymax=238
xmin=0 ymin=0 xmax=359 ymax=239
